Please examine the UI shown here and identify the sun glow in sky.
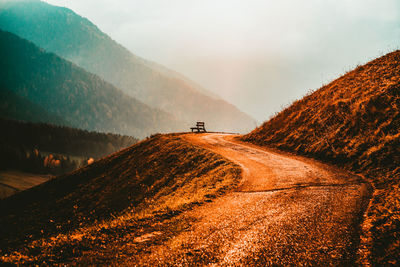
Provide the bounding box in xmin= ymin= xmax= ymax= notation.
xmin=44 ymin=0 xmax=400 ymax=122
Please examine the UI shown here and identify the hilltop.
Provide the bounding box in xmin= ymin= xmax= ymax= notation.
xmin=0 ymin=0 xmax=256 ymax=133
xmin=0 ymin=134 xmax=240 ymax=265
xmin=0 ymin=29 xmax=181 ymax=138
xmin=243 ymin=50 xmax=400 ymax=265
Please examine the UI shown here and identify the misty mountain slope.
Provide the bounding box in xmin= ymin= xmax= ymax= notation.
xmin=0 ymin=29 xmax=181 ymax=138
xmin=0 ymin=0 xmax=256 ymax=132
xmin=0 ymin=86 xmax=67 ymax=125
xmin=242 ymin=50 xmax=400 ymax=265
xmin=0 ymin=134 xmax=240 ymax=264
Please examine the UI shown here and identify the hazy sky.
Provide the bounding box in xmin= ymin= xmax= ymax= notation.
xmin=44 ymin=0 xmax=400 ymax=122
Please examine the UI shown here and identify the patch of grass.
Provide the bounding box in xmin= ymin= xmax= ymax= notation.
xmin=242 ymin=50 xmax=400 ymax=265
xmin=0 ymin=134 xmax=241 ymax=265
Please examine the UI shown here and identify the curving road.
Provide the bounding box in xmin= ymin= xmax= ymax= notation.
xmin=133 ymin=133 xmax=372 ymax=266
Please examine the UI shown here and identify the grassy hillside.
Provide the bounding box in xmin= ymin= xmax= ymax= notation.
xmin=0 ymin=29 xmax=181 ymax=138
xmin=0 ymin=134 xmax=241 ymax=265
xmin=0 ymin=0 xmax=256 ymax=133
xmin=242 ymin=50 xmax=400 ymax=265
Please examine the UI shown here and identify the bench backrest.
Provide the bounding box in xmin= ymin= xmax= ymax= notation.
xmin=196 ymin=122 xmax=205 ymax=126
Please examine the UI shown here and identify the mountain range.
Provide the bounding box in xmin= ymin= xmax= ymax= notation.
xmin=0 ymin=0 xmax=256 ymax=134
xmin=0 ymin=29 xmax=180 ymax=138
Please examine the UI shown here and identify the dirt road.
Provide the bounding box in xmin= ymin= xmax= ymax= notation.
xmin=132 ymin=133 xmax=372 ymax=266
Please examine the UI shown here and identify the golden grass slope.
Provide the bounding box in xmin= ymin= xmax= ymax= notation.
xmin=0 ymin=134 xmax=241 ymax=265
xmin=243 ymin=50 xmax=400 ymax=265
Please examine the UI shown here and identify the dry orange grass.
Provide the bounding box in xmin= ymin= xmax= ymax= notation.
xmin=0 ymin=134 xmax=241 ymax=265
xmin=242 ymin=50 xmax=400 ymax=265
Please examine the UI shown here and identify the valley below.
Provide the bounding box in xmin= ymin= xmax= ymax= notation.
xmin=0 ymin=170 xmax=52 ymax=199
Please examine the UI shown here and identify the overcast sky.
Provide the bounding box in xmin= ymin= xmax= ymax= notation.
xmin=44 ymin=0 xmax=400 ymax=122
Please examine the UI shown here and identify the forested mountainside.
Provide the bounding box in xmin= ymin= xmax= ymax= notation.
xmin=0 ymin=29 xmax=181 ymax=138
xmin=0 ymin=87 xmax=66 ymax=125
xmin=0 ymin=0 xmax=256 ymax=133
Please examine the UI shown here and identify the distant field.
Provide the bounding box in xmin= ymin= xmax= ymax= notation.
xmin=0 ymin=171 xmax=52 ymax=199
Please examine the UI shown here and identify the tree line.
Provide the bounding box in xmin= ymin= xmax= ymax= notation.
xmin=0 ymin=117 xmax=138 ymax=175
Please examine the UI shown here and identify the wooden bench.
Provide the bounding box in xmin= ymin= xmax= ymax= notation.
xmin=190 ymin=122 xmax=207 ymax=133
